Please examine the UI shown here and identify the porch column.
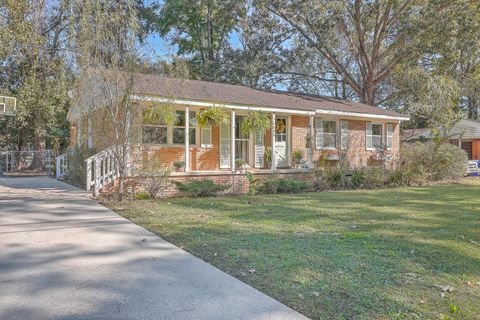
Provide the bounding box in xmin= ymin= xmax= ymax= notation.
xmin=231 ymin=110 xmax=236 ymax=171
xmin=185 ymin=107 xmax=190 ymax=172
xmin=271 ymin=112 xmax=277 ymax=171
xmin=309 ymin=115 xmax=315 ymax=169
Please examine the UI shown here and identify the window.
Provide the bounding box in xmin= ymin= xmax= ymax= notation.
xmin=143 ymin=110 xmax=168 ymax=144
xmin=142 ymin=109 xmax=196 ymax=145
xmin=143 ymin=126 xmax=168 ymax=144
xmin=386 ymin=124 xmax=393 ymax=150
xmin=316 ymin=119 xmax=336 ymax=149
xmin=340 ymin=120 xmax=349 ymax=150
xmin=235 ymin=116 xmax=249 ymax=163
xmin=172 ymin=111 xmax=196 ymax=145
xmin=366 ymin=123 xmax=384 ymax=150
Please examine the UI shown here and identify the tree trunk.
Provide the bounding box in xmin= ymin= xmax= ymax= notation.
xmin=468 ymin=95 xmax=478 ymax=120
xmin=31 ymin=112 xmax=47 ymax=169
xmin=117 ymin=174 xmax=124 ymax=202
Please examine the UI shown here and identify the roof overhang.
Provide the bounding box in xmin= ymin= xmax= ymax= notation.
xmin=315 ymin=109 xmax=410 ymax=121
xmin=130 ymin=95 xmax=410 ymax=122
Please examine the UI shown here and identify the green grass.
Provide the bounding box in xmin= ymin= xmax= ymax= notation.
xmin=107 ymin=180 xmax=480 ymax=320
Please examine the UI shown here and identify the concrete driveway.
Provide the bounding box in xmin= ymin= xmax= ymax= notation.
xmin=0 ymin=177 xmax=308 ymax=320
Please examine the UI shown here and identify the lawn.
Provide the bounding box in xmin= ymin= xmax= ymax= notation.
xmin=107 ymin=180 xmax=480 ymax=320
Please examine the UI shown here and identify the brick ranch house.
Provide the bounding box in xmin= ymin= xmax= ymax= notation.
xmin=66 ymin=72 xmax=409 ymax=196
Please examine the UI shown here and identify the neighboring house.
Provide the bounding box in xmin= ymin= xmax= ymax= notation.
xmin=66 ymin=71 xmax=409 ymax=194
xmin=404 ymin=119 xmax=480 ymax=160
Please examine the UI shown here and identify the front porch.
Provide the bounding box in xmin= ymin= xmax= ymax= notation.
xmin=140 ymin=105 xmax=316 ymax=173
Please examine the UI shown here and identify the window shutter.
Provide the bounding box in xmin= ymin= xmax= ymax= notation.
xmin=255 ymin=131 xmax=264 ymax=168
xmin=386 ymin=123 xmax=393 ymax=150
xmin=201 ymin=125 xmax=212 ymax=148
xmin=315 ymin=119 xmax=323 ymax=149
xmin=366 ymin=122 xmax=373 ymax=150
xmin=219 ymin=122 xmax=231 ymax=169
xmin=340 ymin=120 xmax=348 ymax=150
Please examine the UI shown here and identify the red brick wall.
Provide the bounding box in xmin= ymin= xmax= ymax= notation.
xmin=72 ymin=107 xmax=401 ymax=170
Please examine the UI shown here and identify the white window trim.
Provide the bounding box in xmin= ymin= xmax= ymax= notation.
xmin=316 ymin=118 xmax=337 ymax=150
xmin=142 ymin=109 xmax=198 ymax=147
xmin=366 ymin=122 xmax=385 ymax=151
xmin=339 ymin=120 xmax=349 ymax=151
xmin=386 ymin=123 xmax=393 ymax=151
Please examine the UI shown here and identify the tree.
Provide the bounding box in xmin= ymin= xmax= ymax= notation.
xmin=70 ymin=0 xmax=142 ymax=201
xmin=149 ymin=0 xmax=247 ymax=81
xmin=427 ymin=0 xmax=480 ymax=119
xmin=399 ymin=68 xmax=462 ymax=141
xmin=0 ymin=0 xmax=71 ymax=153
xmin=257 ymin=0 xmax=427 ymax=105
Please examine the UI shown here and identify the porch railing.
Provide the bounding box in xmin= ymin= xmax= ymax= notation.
xmin=85 ymin=146 xmax=119 ymax=196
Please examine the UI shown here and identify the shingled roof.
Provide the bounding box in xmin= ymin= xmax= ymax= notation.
xmin=70 ymin=70 xmax=409 ymax=121
xmin=132 ymin=74 xmax=408 ymax=119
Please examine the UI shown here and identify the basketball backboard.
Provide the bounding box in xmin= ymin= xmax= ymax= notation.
xmin=0 ymin=96 xmax=16 ymax=116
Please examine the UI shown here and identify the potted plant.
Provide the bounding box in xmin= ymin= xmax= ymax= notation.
xmin=235 ymin=158 xmax=246 ymax=172
xmin=292 ymin=149 xmax=304 ymax=168
xmin=197 ymin=106 xmax=230 ymax=127
xmin=173 ymin=160 xmax=185 ymax=172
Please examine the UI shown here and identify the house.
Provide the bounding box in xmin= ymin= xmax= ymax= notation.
xmin=66 ymin=71 xmax=409 ymax=195
xmin=404 ymin=119 xmax=480 ymax=160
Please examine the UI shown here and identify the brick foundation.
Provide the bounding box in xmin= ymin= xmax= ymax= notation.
xmin=100 ymin=171 xmax=312 ymax=198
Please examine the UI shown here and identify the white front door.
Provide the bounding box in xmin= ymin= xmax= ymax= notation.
xmin=275 ymin=117 xmax=289 ymax=167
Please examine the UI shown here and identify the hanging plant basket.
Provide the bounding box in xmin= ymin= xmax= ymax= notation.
xmin=143 ymin=103 xmax=178 ymax=126
xmin=197 ymin=107 xmax=230 ymax=127
xmin=240 ymin=111 xmax=270 ymax=134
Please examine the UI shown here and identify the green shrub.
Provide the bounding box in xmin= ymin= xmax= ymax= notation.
xmin=387 ymin=167 xmax=404 ymax=186
xmin=257 ymin=175 xmax=279 ymax=194
xmin=401 ymin=142 xmax=467 ymax=185
xmin=350 ymin=167 xmax=367 ymax=188
xmin=363 ymin=167 xmax=386 ymax=188
xmin=175 ymin=179 xmax=227 ymax=197
xmin=245 ymin=172 xmax=258 ymax=195
xmin=324 ymin=165 xmax=351 ymax=189
xmin=276 ymin=178 xmax=309 ymax=193
xmin=134 ymin=192 xmax=151 ymax=200
xmin=134 ymin=158 xmax=171 ymax=199
xmin=64 ymin=147 xmax=95 ymax=188
xmin=310 ymin=170 xmax=330 ymax=191
xmin=258 ymin=177 xmax=309 ymax=194
xmin=431 ymin=143 xmax=468 ymax=181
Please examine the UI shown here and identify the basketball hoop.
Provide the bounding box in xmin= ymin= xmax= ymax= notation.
xmin=0 ymin=96 xmax=16 ymax=116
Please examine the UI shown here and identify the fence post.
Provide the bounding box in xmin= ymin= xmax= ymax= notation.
xmin=56 ymin=156 xmax=61 ymax=178
xmin=85 ymin=158 xmax=92 ymax=191
xmin=47 ymin=150 xmax=52 ymax=176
